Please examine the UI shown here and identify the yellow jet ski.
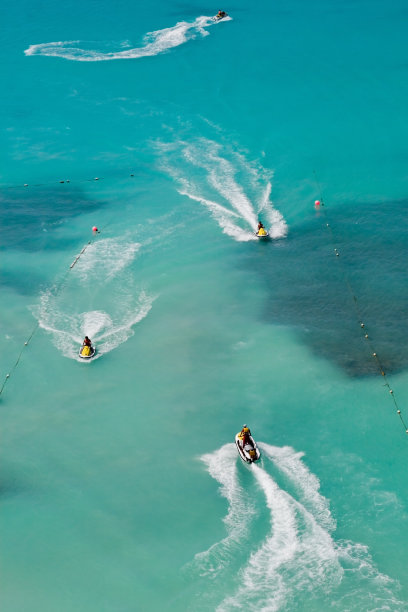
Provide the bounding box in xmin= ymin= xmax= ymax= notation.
xmin=79 ymin=344 xmax=96 ymax=359
xmin=255 ymin=226 xmax=269 ymax=239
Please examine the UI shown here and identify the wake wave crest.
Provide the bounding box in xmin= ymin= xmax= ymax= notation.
xmin=260 ymin=443 xmax=336 ymax=532
xmin=191 ymin=442 xmax=403 ymax=611
xmin=158 ymin=138 xmax=287 ymax=242
xmin=72 ymin=237 xmax=141 ymax=284
xmin=24 ymin=15 xmax=229 ymax=61
xmin=36 ymin=290 xmax=154 ymax=361
xmin=191 ymin=444 xmax=256 ymax=577
xmin=34 ymin=234 xmax=155 ymax=360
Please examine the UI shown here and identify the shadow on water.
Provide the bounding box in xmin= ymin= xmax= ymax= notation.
xmin=0 ymin=186 xmax=104 ymax=252
xmin=1 ymin=186 xmax=106 ymax=294
xmin=0 ymin=466 xmax=36 ymax=499
xmin=246 ymin=199 xmax=408 ymax=377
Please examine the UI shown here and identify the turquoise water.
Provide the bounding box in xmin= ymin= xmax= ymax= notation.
xmin=2 ymin=0 xmax=408 ymax=610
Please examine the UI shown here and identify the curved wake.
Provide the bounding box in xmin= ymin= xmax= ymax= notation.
xmin=72 ymin=237 xmax=141 ymax=284
xmin=157 ymin=138 xmax=287 ymax=242
xmin=34 ymin=235 xmax=155 ymax=360
xmin=36 ymin=292 xmax=153 ymax=361
xmin=24 ymin=15 xmax=230 ymax=61
xmin=192 ymin=443 xmax=403 ymax=611
xmin=261 ymin=443 xmax=336 ymax=532
xmin=191 ymin=444 xmax=256 ymax=577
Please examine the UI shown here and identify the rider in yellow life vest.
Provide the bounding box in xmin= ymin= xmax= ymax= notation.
xmin=240 ymin=425 xmax=251 ymax=446
xmin=257 ymin=221 xmax=267 ymax=236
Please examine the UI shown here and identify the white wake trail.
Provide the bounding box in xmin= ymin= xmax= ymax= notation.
xmin=178 ymin=190 xmax=253 ymax=242
xmin=158 ymin=138 xmax=287 ymax=241
xmin=72 ymin=237 xmax=141 ymax=284
xmin=219 ymin=464 xmax=299 ymax=612
xmin=190 ymin=443 xmax=256 ymax=577
xmin=34 ymin=234 xmax=155 ymax=360
xmin=182 ymin=143 xmax=258 ymax=230
xmin=36 ymin=290 xmax=154 ymax=361
xmin=24 ymin=15 xmax=227 ymax=61
xmin=212 ymin=445 xmax=402 ymax=611
xmin=260 ymin=443 xmax=336 ymax=531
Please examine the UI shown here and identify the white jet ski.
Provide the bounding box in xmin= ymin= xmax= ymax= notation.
xmin=235 ymin=428 xmax=261 ymax=463
xmin=79 ymin=344 xmax=96 ymax=360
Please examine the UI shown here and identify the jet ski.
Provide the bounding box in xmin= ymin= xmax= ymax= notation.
xmin=255 ymin=227 xmax=269 ymax=239
xmin=235 ymin=430 xmax=261 ymax=463
xmin=79 ymin=344 xmax=96 ymax=359
xmin=213 ymin=11 xmax=228 ymax=20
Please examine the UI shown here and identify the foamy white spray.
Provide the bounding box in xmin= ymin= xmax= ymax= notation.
xmin=219 ymin=465 xmax=299 ymax=612
xmin=34 ymin=234 xmax=155 ymax=360
xmin=72 ymin=237 xmax=141 ymax=284
xmin=190 ymin=443 xmax=256 ymax=577
xmin=260 ymin=443 xmax=336 ymax=531
xmin=218 ymin=463 xmax=341 ymax=611
xmin=158 ymin=138 xmax=287 ymax=241
xmin=194 ymin=443 xmax=401 ymax=611
xmin=36 ymin=290 xmax=154 ymax=361
xmin=24 ymin=15 xmax=230 ymax=61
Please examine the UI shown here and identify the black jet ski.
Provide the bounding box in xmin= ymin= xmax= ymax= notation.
xmin=79 ymin=344 xmax=96 ymax=360
xmin=235 ymin=429 xmax=261 ymax=463
xmin=214 ymin=11 xmax=228 ymax=21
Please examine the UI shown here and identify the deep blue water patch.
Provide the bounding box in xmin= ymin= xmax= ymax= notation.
xmin=0 ymin=186 xmax=104 ymax=252
xmin=246 ymin=199 xmax=408 ymax=377
xmin=1 ymin=269 xmax=46 ymax=296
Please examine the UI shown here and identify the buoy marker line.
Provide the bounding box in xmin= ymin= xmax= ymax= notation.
xmin=0 ymin=220 xmax=110 ymax=399
xmin=70 ymin=241 xmax=92 ymax=269
xmin=0 ymin=324 xmax=39 ymax=396
xmin=0 ymin=170 xmax=143 ymax=191
xmin=313 ymin=171 xmax=408 ymax=435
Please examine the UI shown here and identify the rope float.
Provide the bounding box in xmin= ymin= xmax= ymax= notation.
xmin=313 ymin=171 xmax=408 ymax=435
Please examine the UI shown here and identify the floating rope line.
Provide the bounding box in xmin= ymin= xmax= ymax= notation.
xmin=0 ymin=324 xmax=39 ymax=396
xmin=0 ymin=267 xmax=72 ymax=398
xmin=0 ymin=169 xmax=144 ymax=191
xmin=0 ymin=273 xmax=70 ymax=398
xmin=70 ymin=241 xmax=92 ymax=269
xmin=313 ymin=171 xmax=408 ymax=435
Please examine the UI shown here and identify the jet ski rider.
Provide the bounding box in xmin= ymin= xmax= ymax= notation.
xmin=240 ymin=424 xmax=251 ymax=446
xmin=257 ymin=221 xmax=264 ymax=231
xmin=217 ymin=9 xmax=227 ymax=19
xmin=83 ymin=336 xmax=92 ymax=347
